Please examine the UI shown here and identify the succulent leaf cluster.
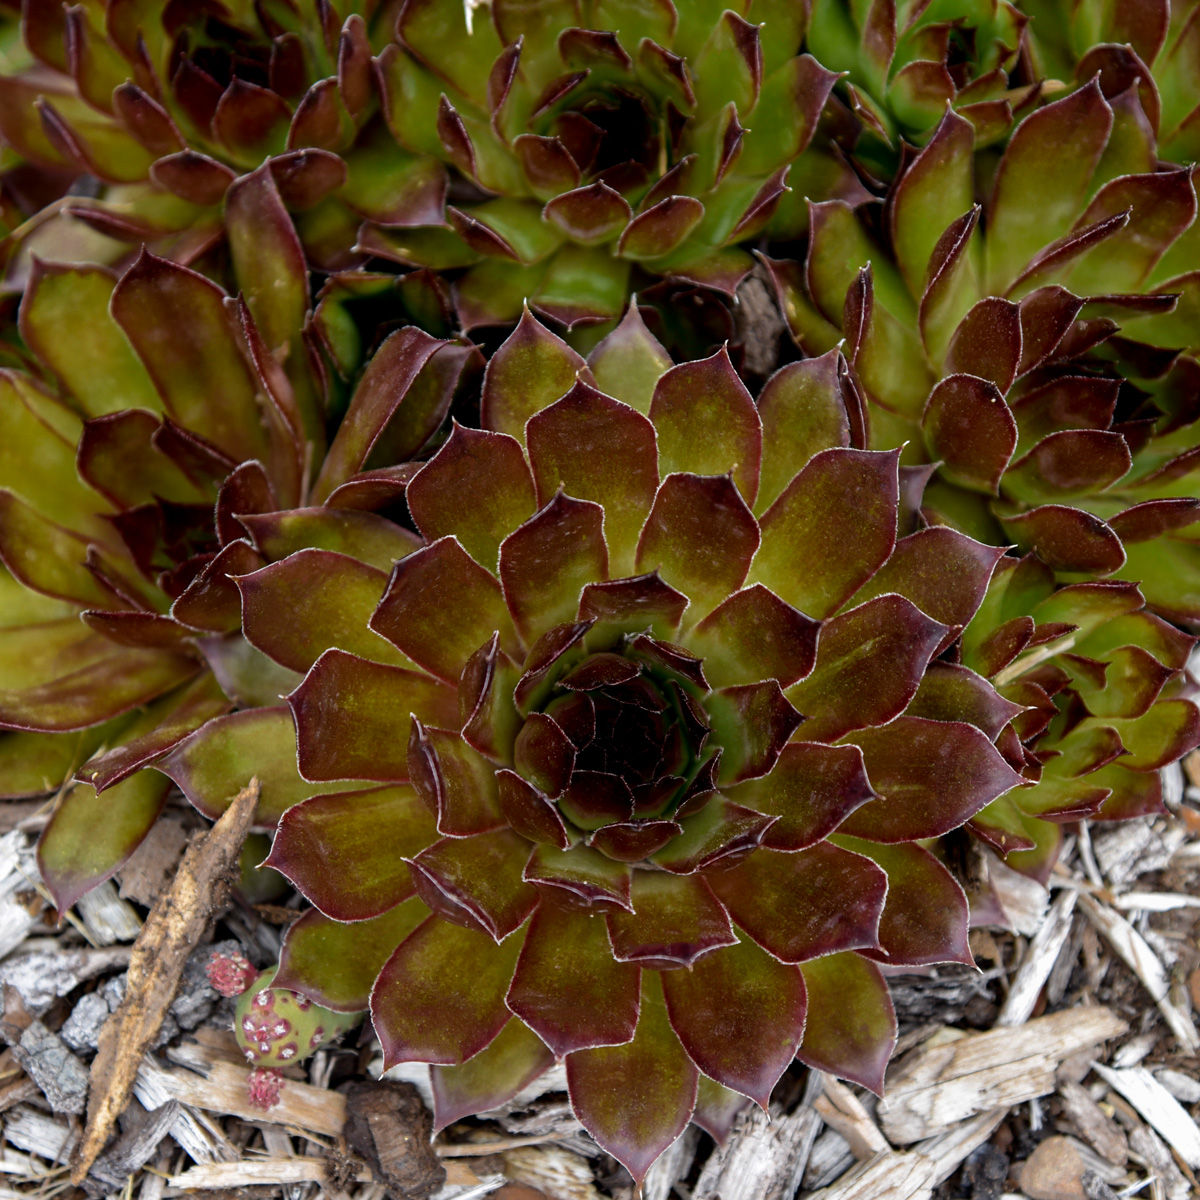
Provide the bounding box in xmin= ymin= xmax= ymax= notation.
xmin=161 ymin=307 xmax=1167 ymax=1179
xmin=0 ymin=245 xmax=475 ymax=913
xmin=373 ymin=0 xmax=838 ymax=329
xmin=0 ymin=0 xmax=1199 ymax=1184
xmin=767 ymin=85 xmax=1200 ymax=623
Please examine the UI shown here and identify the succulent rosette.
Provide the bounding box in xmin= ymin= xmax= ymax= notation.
xmin=765 ymin=86 xmax=1200 ymax=623
xmin=951 ymin=552 xmax=1200 ymax=888
xmin=804 ymin=0 xmax=1034 ymax=174
xmin=0 ymin=0 xmax=417 ymax=281
xmin=0 ymin=240 xmax=476 ymax=913
xmin=371 ymin=0 xmax=847 ymax=330
xmin=158 ymin=307 xmax=1053 ymax=1178
xmin=1020 ymin=0 xmax=1200 ymax=166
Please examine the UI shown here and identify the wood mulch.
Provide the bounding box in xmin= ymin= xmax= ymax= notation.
xmin=0 ymin=759 xmax=1196 ymax=1200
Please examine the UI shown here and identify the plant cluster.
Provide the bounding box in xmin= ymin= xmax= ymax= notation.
xmin=0 ymin=0 xmax=1197 ymax=1183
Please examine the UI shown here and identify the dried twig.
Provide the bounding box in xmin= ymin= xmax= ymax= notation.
xmin=71 ymin=780 xmax=260 ymax=1182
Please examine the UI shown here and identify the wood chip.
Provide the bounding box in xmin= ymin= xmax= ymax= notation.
xmin=132 ymin=1057 xmax=239 ymax=1165
xmin=117 ymin=816 xmax=193 ymax=907
xmin=343 ymin=1080 xmax=445 ymax=1199
xmin=0 ymin=946 xmax=131 ymax=1016
xmin=88 ymin=1100 xmax=180 ymax=1190
xmin=813 ymin=1076 xmax=889 ymax=1159
xmin=11 ymin=1020 xmax=88 ymax=1115
xmin=138 ymin=1055 xmax=345 ymax=1136
xmin=691 ymin=1104 xmax=820 ymax=1200
xmin=807 ymin=1108 xmax=1005 ymax=1200
xmin=168 ymin=1158 xmax=373 ymax=1188
xmin=72 ymin=780 xmax=259 ymax=1182
xmin=1092 ymin=1065 xmax=1200 ymax=1169
xmin=75 ymin=880 xmax=142 ymax=945
xmin=998 ymin=888 xmax=1078 ymax=1026
xmin=1058 ymin=1080 xmax=1129 ymax=1167
xmin=986 ymin=851 xmax=1050 ymax=935
xmin=1078 ymin=893 xmax=1200 ymax=1054
xmin=502 ymin=1144 xmax=605 ymax=1200
xmin=879 ymin=1007 xmax=1127 ymax=1144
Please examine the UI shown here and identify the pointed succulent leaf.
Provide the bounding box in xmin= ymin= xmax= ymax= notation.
xmin=725 ymin=741 xmax=875 ymax=853
xmin=755 ymin=352 xmax=851 ymax=516
xmin=371 ymin=538 xmax=515 ymax=684
xmin=578 ymin=574 xmax=688 ymax=639
xmin=905 ymin=663 xmax=1026 ymax=738
xmin=688 ymin=585 xmax=819 ymax=690
xmin=0 ymin=620 xmax=198 ymax=734
xmin=649 ymin=350 xmax=761 ymax=505
xmin=524 ymin=842 xmax=633 ymax=911
xmin=237 ymin=550 xmax=408 ymax=673
xmin=997 ymin=506 xmax=1126 ymax=575
xmin=693 ymin=1076 xmax=753 ymax=1145
xmin=289 ymin=650 xmax=458 ymax=783
xmin=708 ymin=843 xmax=886 ymax=963
xmin=567 ymin=974 xmax=698 ymax=1187
xmin=586 ymin=304 xmax=672 ymax=415
xmin=891 ymin=108 xmax=975 ymax=295
xmin=837 ymin=836 xmax=973 ymax=967
xmin=838 ymin=717 xmax=1025 ymax=842
xmin=527 ymin=383 xmax=659 ymax=574
xmin=159 ymin=707 xmax=352 ymax=826
xmin=372 ymin=916 xmax=525 ymax=1067
xmin=847 ymin=528 xmax=1006 ymax=633
xmin=410 ymin=830 xmax=539 ymax=942
xmin=431 ymin=1017 xmax=555 ymax=1131
xmin=986 ymin=81 xmax=1113 ymax=292
xmin=753 ymin=448 xmax=900 ymax=619
xmin=496 ymin=770 xmax=571 ymax=848
xmin=500 ymin=493 xmax=608 ymax=643
xmin=110 ymin=253 xmax=267 ymax=463
xmin=787 ymin=595 xmax=947 ymax=744
xmin=38 ymin=770 xmax=171 ymax=912
xmin=407 ymin=426 xmax=537 ymax=572
xmin=637 ymin=473 xmax=760 ymax=622
xmin=944 ymin=298 xmax=1023 ymax=391
xmin=707 ymin=681 xmax=802 ymax=785
xmin=410 ymin=715 xmax=508 ymax=840
xmin=606 ymin=872 xmax=735 ymax=968
xmin=75 ymin=673 xmax=232 ymax=793
xmin=310 ymin=329 xmax=447 ymax=504
xmin=267 ymin=786 xmax=436 ymax=921
xmin=506 ymin=901 xmax=641 ymax=1055
xmin=663 ymin=930 xmax=807 ymax=1107
xmin=240 ymin=509 xmax=421 ymax=573
xmin=923 ymin=374 xmax=1018 ymax=495
xmin=274 ymin=900 xmax=428 ymax=1012
xmin=481 ymin=309 xmax=588 ymax=442
xmin=19 ymin=262 xmax=161 ymax=419
xmin=797 ymin=952 xmax=896 ymax=1095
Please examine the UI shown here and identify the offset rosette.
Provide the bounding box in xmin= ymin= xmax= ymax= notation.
xmin=245 ymin=309 xmax=1028 ymax=1181
xmin=372 ymin=0 xmax=840 ymax=328
xmin=804 ymin=0 xmax=1032 ymax=175
xmin=1022 ymin=0 xmax=1200 ymax=166
xmin=0 ymin=246 xmax=475 ymax=914
xmin=0 ymin=0 xmax=421 ymax=281
xmin=952 ymin=554 xmax=1200 ymax=890
xmin=765 ymin=87 xmax=1200 ymax=621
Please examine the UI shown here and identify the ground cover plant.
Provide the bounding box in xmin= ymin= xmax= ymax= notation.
xmin=0 ymin=0 xmax=1197 ymax=1189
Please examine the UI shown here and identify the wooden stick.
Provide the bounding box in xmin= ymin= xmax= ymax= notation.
xmin=71 ymin=781 xmax=260 ymax=1183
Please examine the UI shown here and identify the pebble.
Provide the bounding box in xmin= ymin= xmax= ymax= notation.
xmin=1019 ymin=1136 xmax=1087 ymax=1200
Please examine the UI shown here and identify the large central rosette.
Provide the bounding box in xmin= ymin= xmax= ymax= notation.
xmin=248 ymin=309 xmax=1027 ymax=1182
